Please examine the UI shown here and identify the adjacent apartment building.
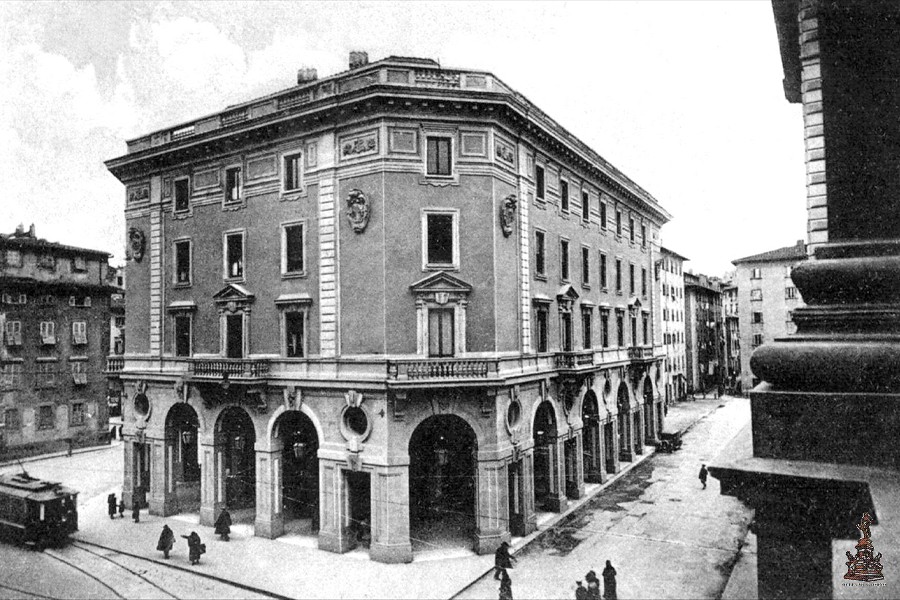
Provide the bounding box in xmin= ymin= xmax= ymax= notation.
xmin=732 ymin=240 xmax=806 ymax=391
xmin=0 ymin=224 xmax=114 ymax=459
xmin=658 ymin=247 xmax=687 ymax=404
xmin=721 ymin=280 xmax=741 ymax=393
xmin=105 ymin=52 xmax=671 ymax=563
xmin=683 ymin=272 xmax=724 ymax=394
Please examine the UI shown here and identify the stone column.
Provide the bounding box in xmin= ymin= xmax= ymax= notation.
xmin=544 ymin=437 xmax=567 ymax=512
xmin=564 ymin=431 xmax=585 ymax=499
xmin=148 ymin=436 xmax=173 ymax=516
xmin=522 ymin=449 xmax=537 ymax=534
xmin=199 ymin=435 xmax=222 ymax=527
xmin=254 ymin=447 xmax=283 ymax=539
xmin=474 ymin=459 xmax=510 ymax=554
xmin=122 ymin=438 xmax=136 ymax=508
xmin=317 ymin=458 xmax=354 ymax=554
xmin=633 ymin=409 xmax=644 ymax=455
xmin=370 ymin=464 xmax=412 ymax=563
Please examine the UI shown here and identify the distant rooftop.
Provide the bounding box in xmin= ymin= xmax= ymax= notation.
xmin=732 ymin=240 xmax=807 ymax=265
xmin=0 ymin=223 xmax=111 ymax=259
xmin=660 ymin=246 xmax=689 ymax=261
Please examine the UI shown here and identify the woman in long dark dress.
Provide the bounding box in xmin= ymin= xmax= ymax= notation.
xmin=182 ymin=531 xmax=203 ymax=565
xmin=156 ymin=524 xmax=175 ymax=559
xmin=214 ymin=508 xmax=232 ymax=541
xmin=602 ymin=561 xmax=617 ymax=600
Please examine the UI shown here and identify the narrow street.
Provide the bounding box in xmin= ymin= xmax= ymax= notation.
xmin=457 ymin=396 xmax=753 ymax=600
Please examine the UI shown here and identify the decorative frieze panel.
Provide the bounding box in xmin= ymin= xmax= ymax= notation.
xmin=387 ymin=69 xmax=410 ymax=84
xmin=247 ymin=155 xmax=277 ymax=180
xmin=193 ymin=168 xmax=220 ymax=190
xmin=388 ymin=128 xmax=418 ymax=154
xmin=127 ymin=184 xmax=150 ymax=205
xmin=460 ymin=132 xmax=487 ymax=157
xmin=339 ymin=130 xmax=379 ymax=160
xmin=340 ymin=73 xmax=378 ymax=93
xmin=495 ymin=137 xmax=516 ymax=167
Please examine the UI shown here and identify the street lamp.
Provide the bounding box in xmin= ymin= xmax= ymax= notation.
xmin=181 ymin=429 xmax=194 ymax=445
xmin=292 ymin=441 xmax=307 ymax=461
xmin=233 ymin=435 xmax=244 ymax=452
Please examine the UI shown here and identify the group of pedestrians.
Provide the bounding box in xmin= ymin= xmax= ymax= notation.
xmin=575 ymin=562 xmax=617 ymax=599
xmin=155 ymin=524 xmax=206 ymax=565
xmin=106 ymin=492 xmax=142 ymax=522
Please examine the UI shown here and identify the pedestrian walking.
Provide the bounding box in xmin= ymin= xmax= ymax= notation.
xmin=575 ymin=580 xmax=590 ymax=600
xmin=585 ymin=570 xmax=601 ymax=599
xmin=699 ymin=464 xmax=709 ymax=489
xmin=132 ymin=501 xmax=140 ymax=523
xmin=157 ymin=524 xmax=175 ymax=559
xmin=498 ymin=570 xmax=513 ymax=600
xmin=66 ymin=438 xmax=73 ymax=457
xmin=214 ymin=507 xmax=232 ymax=541
xmin=602 ymin=561 xmax=617 ymax=600
xmin=182 ymin=531 xmax=204 ymax=565
xmin=118 ymin=499 xmax=125 ymax=519
xmin=494 ymin=541 xmax=516 ymax=579
xmin=107 ymin=493 xmax=117 ymax=520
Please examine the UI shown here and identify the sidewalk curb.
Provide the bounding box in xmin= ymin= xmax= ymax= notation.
xmin=71 ymin=538 xmax=294 ymax=600
xmin=449 ymin=396 xmax=729 ymax=600
xmin=0 ymin=441 xmax=120 ymax=470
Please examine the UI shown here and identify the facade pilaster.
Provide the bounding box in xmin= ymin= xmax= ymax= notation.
xmin=474 ymin=459 xmax=510 ymax=554
xmin=517 ymin=144 xmax=532 ymax=353
xmin=122 ymin=439 xmax=136 ymax=508
xmin=199 ymin=436 xmax=222 ymax=527
xmin=799 ymin=1 xmax=827 ymax=253
xmin=317 ymin=458 xmax=354 ymax=554
xmin=148 ymin=175 xmax=164 ymax=356
xmin=317 ymin=132 xmax=339 ymax=357
xmin=254 ymin=448 xmax=284 ymax=539
xmin=370 ymin=464 xmax=413 ymax=563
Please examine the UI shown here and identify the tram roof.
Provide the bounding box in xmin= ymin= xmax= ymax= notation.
xmin=0 ymin=472 xmax=78 ymax=501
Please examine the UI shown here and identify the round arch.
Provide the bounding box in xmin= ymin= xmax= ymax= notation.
xmin=272 ymin=409 xmax=320 ymax=529
xmin=266 ymin=403 xmax=325 ymax=451
xmin=216 ymin=406 xmax=256 ymax=510
xmin=164 ymin=403 xmax=201 ymax=512
xmin=581 ymin=390 xmax=602 ymax=484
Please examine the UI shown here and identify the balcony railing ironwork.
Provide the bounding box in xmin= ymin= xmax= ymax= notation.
xmin=628 ymin=346 xmax=654 ymax=360
xmin=189 ymin=359 xmax=270 ymax=379
xmin=387 ymin=358 xmax=498 ymax=380
xmin=106 ymin=356 xmax=125 ymax=373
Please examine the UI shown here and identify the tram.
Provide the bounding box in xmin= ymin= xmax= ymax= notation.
xmin=0 ymin=471 xmax=78 ymax=548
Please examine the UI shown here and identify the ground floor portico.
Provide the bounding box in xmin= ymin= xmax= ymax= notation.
xmin=118 ymin=359 xmax=664 ymax=563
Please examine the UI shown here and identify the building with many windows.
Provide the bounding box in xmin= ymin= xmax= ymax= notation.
xmin=105 ymin=52 xmax=671 ymax=563
xmin=732 ymin=241 xmax=806 ymax=392
xmin=683 ymin=272 xmax=724 ymax=395
xmin=0 ymin=224 xmax=114 ymax=459
xmin=720 ymin=279 xmax=741 ymax=393
xmin=657 ymin=247 xmax=687 ymax=404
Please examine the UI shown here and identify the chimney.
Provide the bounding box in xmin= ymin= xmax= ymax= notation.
xmin=14 ymin=223 xmax=24 ymax=236
xmin=28 ymin=224 xmax=35 ymax=238
xmin=297 ymin=68 xmax=318 ymax=84
xmin=797 ymin=239 xmax=804 ymax=247
xmin=349 ymin=51 xmax=369 ymax=70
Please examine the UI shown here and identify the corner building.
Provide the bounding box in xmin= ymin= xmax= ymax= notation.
xmin=105 ymin=53 xmax=671 ymax=563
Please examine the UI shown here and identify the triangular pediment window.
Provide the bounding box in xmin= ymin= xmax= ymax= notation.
xmin=213 ymin=283 xmax=255 ymax=313
xmin=410 ymin=271 xmax=473 ymax=295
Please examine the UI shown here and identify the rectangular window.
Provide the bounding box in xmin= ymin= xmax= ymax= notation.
xmin=174 ymin=178 xmax=190 ymax=212
xmin=599 ymin=253 xmax=608 ymax=288
xmin=225 ymin=314 xmax=243 ymax=358
xmin=536 ymin=305 xmax=549 ymax=353
xmin=72 ymin=322 xmax=87 ymax=345
xmin=560 ymin=240 xmax=569 ymax=281
xmin=70 ymin=403 xmax=86 ymax=426
xmin=1 ymin=364 xmax=23 ymax=389
xmin=616 ymin=210 xmax=622 ymax=236
xmin=615 ymin=259 xmax=622 ymax=293
xmin=5 ymin=250 xmax=22 ymax=267
xmin=174 ymin=315 xmax=192 ymax=357
xmin=425 ymin=212 xmax=456 ymax=267
xmin=581 ymin=247 xmax=590 ymax=286
xmin=641 ymin=267 xmax=647 ymax=297
xmin=428 ymin=308 xmax=455 ymax=357
xmin=582 ymin=310 xmax=592 ymax=349
xmin=285 ymin=312 xmax=305 ymax=358
xmin=36 ymin=361 xmax=57 ymax=388
xmin=69 ymin=295 xmax=91 ymax=307
xmin=629 ymin=216 xmax=635 ymax=243
xmin=751 ymin=267 xmax=762 ymax=279
xmin=535 ymin=230 xmax=546 ymax=277
xmin=71 ymin=362 xmax=87 ymax=386
xmin=535 ymin=165 xmax=545 ymax=200
xmin=426 ymin=137 xmax=452 ymax=176
xmin=581 ymin=191 xmax=590 ymax=222
xmin=600 ymin=310 xmax=610 ymax=348
xmin=629 ymin=264 xmax=636 ymax=295
xmin=282 ymin=223 xmax=305 ymax=275
xmin=40 ymin=321 xmax=56 ymax=345
xmin=600 ymin=202 xmax=607 ymax=230
xmin=641 ymin=224 xmax=647 ymax=248
xmin=616 ymin=311 xmax=625 ymax=347
xmin=752 ymin=312 xmax=764 ymax=324
xmin=750 ymin=289 xmax=763 ymax=301
xmin=785 ymin=286 xmax=798 ymax=299
xmin=560 ymin=180 xmax=569 ymax=213
xmin=642 ymin=313 xmax=649 ymax=345
xmin=283 ymin=153 xmax=303 ymax=191
xmin=225 ymin=167 xmax=242 ymax=203
xmin=71 ymin=256 xmax=87 ymax=272
xmin=752 ymin=333 xmax=764 ymax=347
xmin=38 ymin=405 xmax=55 ymax=430
xmin=175 ymin=240 xmax=191 ymax=285
xmin=224 ymin=232 xmax=244 ymax=279
xmin=4 ymin=321 xmax=22 ymax=346
xmin=4 ymin=408 xmax=20 ymax=430
xmin=631 ymin=314 xmax=638 ymax=346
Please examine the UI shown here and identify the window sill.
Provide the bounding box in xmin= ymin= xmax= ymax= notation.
xmin=280 ymin=189 xmax=307 ymax=202
xmin=224 ymin=276 xmax=246 ymax=284
xmin=534 ymin=273 xmax=548 ymax=282
xmin=281 ymin=271 xmax=308 ymax=280
xmin=419 ymin=174 xmax=459 ymax=187
xmin=581 ymin=283 xmax=591 ymax=290
xmin=174 ymin=282 xmax=192 ymax=289
xmin=424 ymin=264 xmax=459 ymax=272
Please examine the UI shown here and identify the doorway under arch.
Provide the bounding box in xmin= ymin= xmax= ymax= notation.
xmin=644 ymin=379 xmax=658 ymax=442
xmin=581 ymin=391 xmax=602 ymax=483
xmin=617 ymin=383 xmax=632 ymax=461
xmin=165 ymin=403 xmax=200 ymax=513
xmin=216 ymin=406 xmax=256 ymax=511
xmin=533 ymin=401 xmax=563 ymax=511
xmin=409 ymin=414 xmax=478 ymax=552
xmin=273 ymin=410 xmax=320 ymax=535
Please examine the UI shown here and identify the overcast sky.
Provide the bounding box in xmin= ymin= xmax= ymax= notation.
xmin=0 ymin=1 xmax=806 ymax=275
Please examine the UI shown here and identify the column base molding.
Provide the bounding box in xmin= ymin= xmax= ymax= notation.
xmin=370 ymin=541 xmax=413 ymax=564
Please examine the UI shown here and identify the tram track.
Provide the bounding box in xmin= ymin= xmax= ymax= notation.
xmin=0 ymin=581 xmax=58 ymax=599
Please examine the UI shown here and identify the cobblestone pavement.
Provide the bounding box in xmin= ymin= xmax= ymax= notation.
xmin=456 ymin=396 xmax=753 ymax=600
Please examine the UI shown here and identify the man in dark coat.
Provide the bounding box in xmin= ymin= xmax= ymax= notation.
xmin=118 ymin=499 xmax=125 ymax=519
xmin=214 ymin=507 xmax=232 ymax=541
xmin=494 ymin=541 xmax=516 ymax=579
xmin=157 ymin=524 xmax=175 ymax=559
xmin=602 ymin=561 xmax=617 ymax=599
xmin=107 ymin=493 xmax=117 ymax=520
xmin=182 ymin=531 xmax=203 ymax=565
xmin=132 ymin=501 xmax=140 ymax=523
xmin=699 ymin=464 xmax=709 ymax=489
xmin=585 ymin=571 xmax=600 ymax=599
xmin=498 ymin=570 xmax=513 ymax=600
xmin=575 ymin=580 xmax=590 ymax=600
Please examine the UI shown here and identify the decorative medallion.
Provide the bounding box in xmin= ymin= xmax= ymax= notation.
xmin=346 ymin=189 xmax=370 ymax=233
xmin=499 ymin=194 xmax=518 ymax=237
xmin=127 ymin=227 xmax=146 ymax=262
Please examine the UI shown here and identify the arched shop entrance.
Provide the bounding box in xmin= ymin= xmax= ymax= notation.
xmin=409 ymin=415 xmax=477 ymax=551
xmin=165 ymin=403 xmax=200 ymax=513
xmin=644 ymin=380 xmax=658 ymax=443
xmin=617 ymin=383 xmax=632 ymax=462
xmin=273 ymin=410 xmax=320 ymax=534
xmin=216 ymin=407 xmax=256 ymax=512
xmin=533 ymin=401 xmax=564 ymax=512
xmin=581 ymin=391 xmax=602 ymax=483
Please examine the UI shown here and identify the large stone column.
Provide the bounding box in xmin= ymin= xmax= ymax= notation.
xmin=474 ymin=459 xmax=510 ymax=554
xmin=544 ymin=437 xmax=567 ymax=513
xmin=122 ymin=438 xmax=136 ymax=508
xmin=370 ymin=464 xmax=412 ymax=563
xmin=254 ymin=446 xmax=283 ymax=539
xmin=149 ymin=435 xmax=179 ymax=516
xmin=199 ymin=434 xmax=223 ymax=527
xmin=317 ymin=458 xmax=355 ymax=555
